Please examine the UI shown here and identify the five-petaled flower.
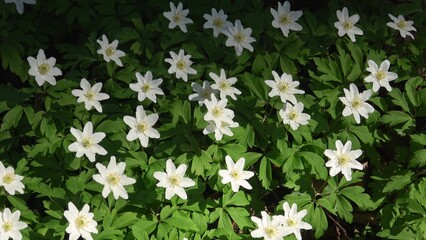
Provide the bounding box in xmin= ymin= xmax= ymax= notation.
xmin=265 ymin=71 xmax=304 ymax=104
xmin=123 ymin=105 xmax=160 ymax=148
xmin=163 ymin=2 xmax=193 ymax=33
xmin=188 ymin=80 xmax=218 ymax=106
xmin=251 ymin=211 xmax=285 ymax=240
xmin=92 ymin=156 xmax=136 ymax=200
xmin=71 ymin=78 xmax=110 ymax=113
xmin=129 ymin=71 xmax=164 ymax=103
xmin=68 ymin=121 xmax=107 ymax=162
xmin=203 ymin=8 xmax=231 ymax=37
xmin=64 ymin=202 xmax=98 ymax=240
xmin=97 ymin=34 xmax=126 ymax=67
xmin=164 ymin=49 xmax=197 ymax=82
xmin=339 ymin=83 xmax=374 ymax=124
xmin=153 ymin=159 xmax=195 ymax=200
xmin=387 ymin=14 xmax=416 ymax=39
xmin=218 ymin=155 xmax=254 ymax=192
xmin=270 ymin=1 xmax=303 ymax=37
xmin=364 ymin=59 xmax=398 ymax=92
xmin=224 ymin=20 xmax=256 ymax=56
xmin=324 ymin=140 xmax=363 ymax=181
xmin=334 ymin=7 xmax=363 ymax=42
xmin=209 ymin=69 xmax=241 ymax=100
xmin=0 ymin=162 xmax=24 ymax=196
xmin=279 ymin=102 xmax=310 ymax=130
xmin=204 ymin=94 xmax=235 ymax=127
xmin=5 ymin=0 xmax=36 ymax=14
xmin=27 ymin=49 xmax=62 ymax=86
xmin=279 ymin=202 xmax=312 ymax=240
xmin=0 ymin=208 xmax=28 ymax=240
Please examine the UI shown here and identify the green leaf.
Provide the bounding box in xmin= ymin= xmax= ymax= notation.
xmin=163 ymin=216 xmax=199 ymax=231
xmin=259 ymin=157 xmax=272 ymax=189
xmin=382 ymin=171 xmax=414 ymax=193
xmin=224 ymin=191 xmax=250 ymax=207
xmin=112 ymin=212 xmax=138 ymax=229
xmin=226 ymin=207 xmax=253 ymax=230
xmin=409 ymin=149 xmax=426 ymax=167
xmin=349 ymin=125 xmax=374 ymax=145
xmin=340 ymin=186 xmax=373 ymax=209
xmin=389 ymin=88 xmax=411 ymax=112
xmin=1 ymin=105 xmax=23 ymax=131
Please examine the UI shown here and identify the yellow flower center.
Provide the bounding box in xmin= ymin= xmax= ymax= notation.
xmin=75 ymin=215 xmax=88 ymax=230
xmin=137 ymin=122 xmax=148 ymax=133
xmin=176 ymin=59 xmax=186 ymax=70
xmin=81 ymin=137 xmax=93 ymax=148
xmin=376 ymin=71 xmax=386 ymax=81
xmin=173 ymin=13 xmax=182 ymax=23
xmin=343 ymin=21 xmax=353 ymax=30
xmin=84 ymin=90 xmax=96 ymax=101
xmin=338 ymin=154 xmax=350 ymax=166
xmin=230 ymin=170 xmax=240 ymax=179
xmin=280 ymin=14 xmax=290 ymax=24
xmin=277 ymin=81 xmax=289 ymax=93
xmin=2 ymin=221 xmax=13 ymax=232
xmin=169 ymin=175 xmax=181 ymax=186
xmin=3 ymin=173 xmax=15 ymax=184
xmin=287 ymin=110 xmax=298 ymax=120
xmin=219 ymin=80 xmax=230 ymax=91
xmin=201 ymin=90 xmax=211 ymax=99
xmin=264 ymin=226 xmax=278 ymax=238
xmin=105 ymin=47 xmax=115 ymax=57
xmin=287 ymin=218 xmax=297 ymax=227
xmin=351 ymin=97 xmax=363 ymax=109
xmin=213 ymin=18 xmax=224 ymax=28
xmin=397 ymin=20 xmax=407 ymax=29
xmin=38 ymin=63 xmax=51 ymax=75
xmin=141 ymin=84 xmax=151 ymax=93
xmin=106 ymin=172 xmax=121 ymax=186
xmin=234 ymin=33 xmax=245 ymax=43
xmin=212 ymin=106 xmax=222 ymax=118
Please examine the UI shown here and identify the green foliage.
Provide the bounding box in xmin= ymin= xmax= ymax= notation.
xmin=0 ymin=0 xmax=425 ymax=239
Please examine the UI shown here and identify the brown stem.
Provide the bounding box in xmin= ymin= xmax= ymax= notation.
xmin=325 ymin=211 xmax=351 ymax=240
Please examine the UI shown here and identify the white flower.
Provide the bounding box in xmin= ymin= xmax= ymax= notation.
xmin=27 ymin=49 xmax=62 ymax=86
xmin=92 ymin=156 xmax=136 ymax=200
xmin=270 ymin=1 xmax=303 ymax=37
xmin=153 ymin=159 xmax=195 ymax=200
xmin=209 ymin=69 xmax=241 ymax=100
xmin=203 ymin=119 xmax=239 ymax=141
xmin=96 ymin=34 xmax=126 ymax=67
xmin=224 ymin=20 xmax=256 ymax=56
xmin=364 ymin=60 xmax=398 ymax=92
xmin=0 ymin=162 xmax=24 ymax=195
xmin=4 ymin=0 xmax=36 ymax=14
xmin=251 ymin=211 xmax=285 ymax=240
xmin=164 ymin=49 xmax=197 ymax=82
xmin=279 ymin=102 xmax=310 ymax=130
xmin=0 ymin=208 xmax=27 ymax=240
xmin=188 ymin=81 xmax=218 ymax=106
xmin=129 ymin=71 xmax=164 ymax=103
xmin=280 ymin=202 xmax=312 ymax=240
xmin=218 ymin=155 xmax=254 ymax=192
xmin=386 ymin=14 xmax=416 ymax=39
xmin=204 ymin=94 xmax=235 ymax=127
xmin=68 ymin=122 xmax=107 ymax=162
xmin=64 ymin=202 xmax=98 ymax=240
xmin=203 ymin=8 xmax=231 ymax=37
xmin=339 ymin=83 xmax=374 ymax=124
xmin=334 ymin=7 xmax=363 ymax=42
xmin=123 ymin=106 xmax=160 ymax=148
xmin=163 ymin=2 xmax=193 ymax=33
xmin=324 ymin=140 xmax=363 ymax=181
xmin=265 ymin=71 xmax=304 ymax=104
xmin=71 ymin=78 xmax=110 ymax=113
